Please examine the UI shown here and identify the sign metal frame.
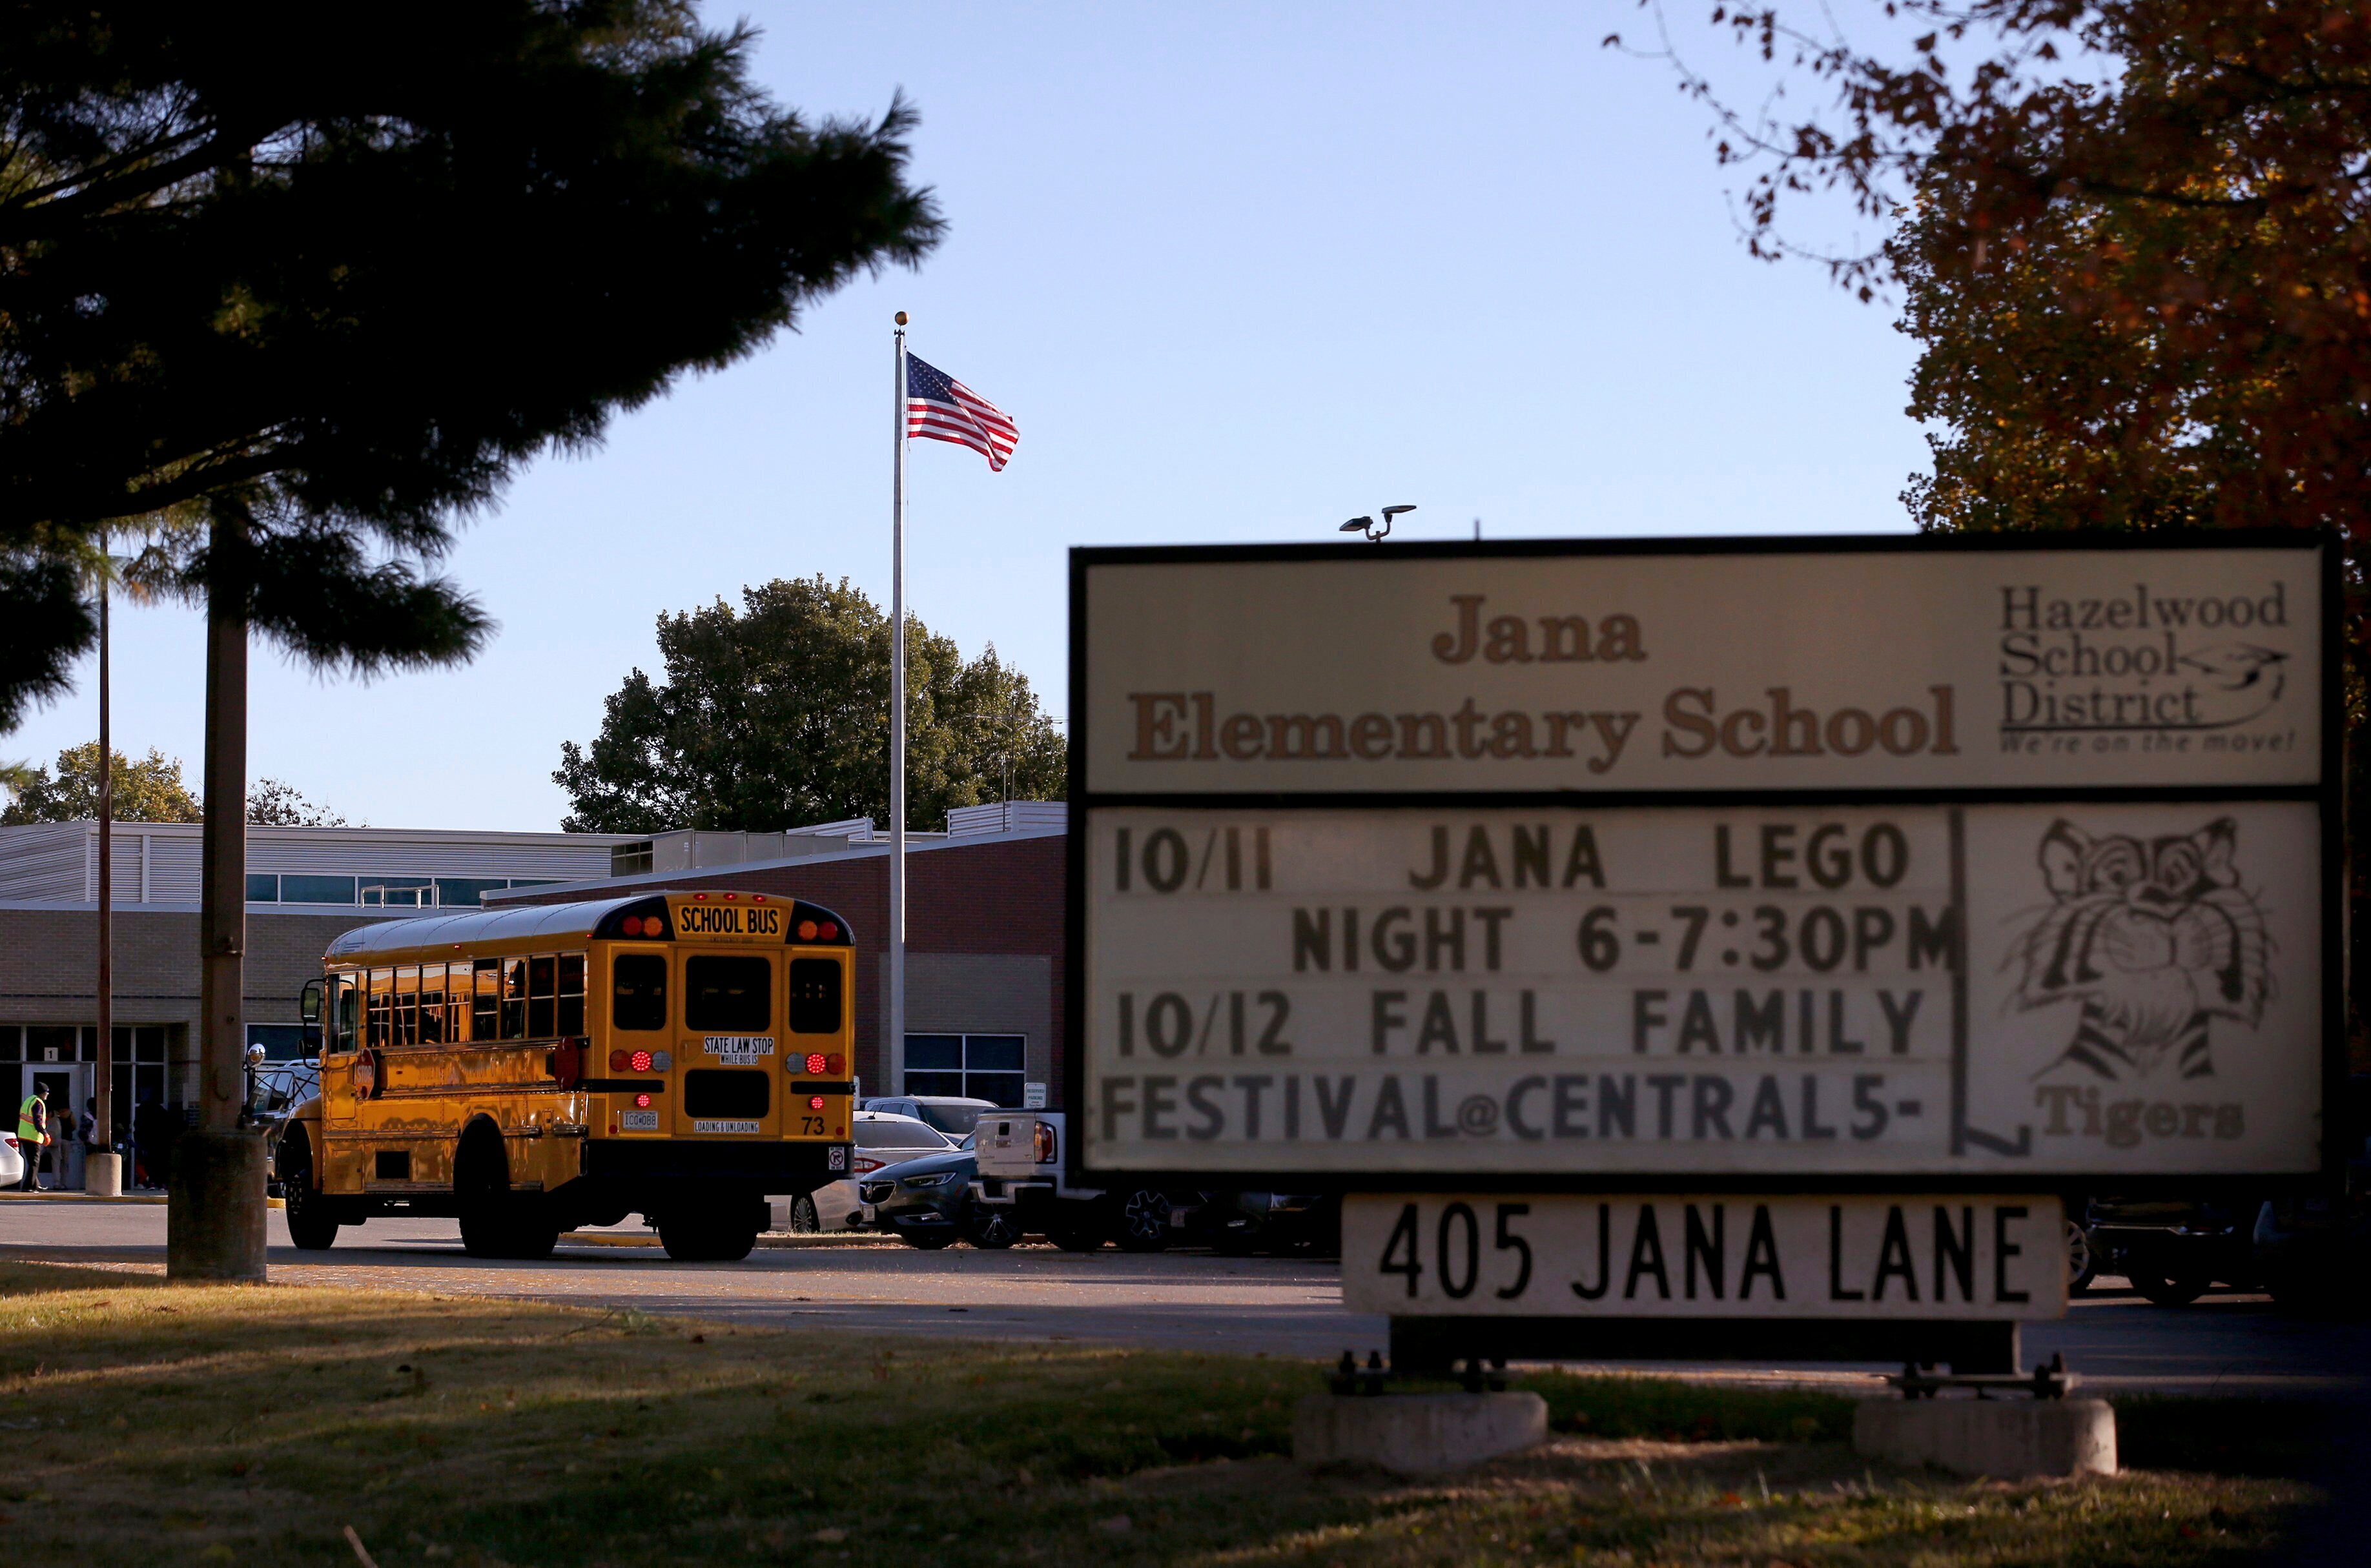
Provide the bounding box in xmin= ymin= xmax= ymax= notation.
xmin=1065 ymin=531 xmax=2344 ymax=1197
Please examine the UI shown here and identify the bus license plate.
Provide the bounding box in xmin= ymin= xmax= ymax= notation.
xmin=704 ymin=1036 xmax=775 ymax=1063
xmin=695 ymin=1119 xmax=761 ymax=1135
xmin=621 ymin=1110 xmax=659 ymax=1132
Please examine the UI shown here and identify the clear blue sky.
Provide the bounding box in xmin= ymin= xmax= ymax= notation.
xmin=14 ymin=2 xmax=1926 ymax=831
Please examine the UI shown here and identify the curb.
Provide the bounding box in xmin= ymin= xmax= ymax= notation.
xmin=0 ymin=1192 xmax=283 ymax=1208
xmin=560 ymin=1230 xmax=891 ymax=1250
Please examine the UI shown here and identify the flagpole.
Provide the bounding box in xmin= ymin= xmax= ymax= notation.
xmin=888 ymin=312 xmax=908 ymax=1097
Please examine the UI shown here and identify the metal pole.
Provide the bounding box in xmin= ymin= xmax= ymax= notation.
xmin=94 ymin=556 xmax=114 ymax=1187
xmin=889 ymin=316 xmax=908 ymax=1095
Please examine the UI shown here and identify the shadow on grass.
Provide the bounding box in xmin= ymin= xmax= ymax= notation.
xmin=0 ymin=1262 xmax=2328 ymax=1567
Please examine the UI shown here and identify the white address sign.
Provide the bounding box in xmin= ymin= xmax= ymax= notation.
xmin=1340 ymin=1194 xmax=2066 ymax=1319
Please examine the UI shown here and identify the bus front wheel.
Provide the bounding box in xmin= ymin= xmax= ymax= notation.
xmin=279 ymin=1133 xmax=340 ymax=1252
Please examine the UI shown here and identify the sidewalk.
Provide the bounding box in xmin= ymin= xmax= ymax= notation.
xmin=0 ymin=1192 xmax=884 ymax=1237
xmin=0 ymin=1189 xmax=282 ymax=1208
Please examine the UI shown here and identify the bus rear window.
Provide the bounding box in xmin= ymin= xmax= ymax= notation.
xmin=789 ymin=959 xmax=841 ymax=1035
xmin=686 ymin=955 xmax=771 ymax=1033
xmin=613 ymin=955 xmax=668 ymax=1032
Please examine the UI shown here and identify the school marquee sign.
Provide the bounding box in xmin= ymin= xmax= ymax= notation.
xmin=1065 ymin=535 xmax=2338 ymax=1194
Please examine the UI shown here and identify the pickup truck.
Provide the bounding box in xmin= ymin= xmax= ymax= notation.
xmin=970 ymin=1111 xmax=1201 ymax=1252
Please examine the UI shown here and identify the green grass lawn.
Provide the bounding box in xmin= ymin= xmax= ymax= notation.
xmin=0 ymin=1261 xmax=2319 ymax=1566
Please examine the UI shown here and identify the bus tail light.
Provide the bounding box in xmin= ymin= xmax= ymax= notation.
xmin=635 ymin=1092 xmax=653 ymax=1109
xmin=1034 ymin=1120 xmax=1057 ymax=1165
xmin=808 ymin=1096 xmax=825 ymax=1110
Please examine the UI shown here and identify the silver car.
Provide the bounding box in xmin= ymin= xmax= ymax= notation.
xmin=776 ymin=1111 xmax=956 ymax=1233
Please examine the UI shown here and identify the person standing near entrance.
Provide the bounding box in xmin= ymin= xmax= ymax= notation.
xmin=14 ymin=1086 xmax=50 ymax=1192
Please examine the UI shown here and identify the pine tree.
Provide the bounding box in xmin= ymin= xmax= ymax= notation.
xmin=2 ymin=1 xmax=943 ymax=1278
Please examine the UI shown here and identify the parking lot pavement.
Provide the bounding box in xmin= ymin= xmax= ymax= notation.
xmin=0 ymin=1200 xmax=2363 ymax=1394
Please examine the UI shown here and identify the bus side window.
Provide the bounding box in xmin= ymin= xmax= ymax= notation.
xmin=334 ymin=973 xmax=361 ymax=1054
xmin=395 ymin=965 xmax=420 ymax=1046
xmin=789 ymin=959 xmax=841 ymax=1035
xmin=367 ymin=968 xmax=391 ymax=1049
xmin=419 ymin=964 xmax=446 ymax=1045
xmin=612 ymin=954 xmax=667 ymax=1032
xmin=500 ymin=957 xmax=528 ymax=1041
xmin=557 ymin=953 xmax=586 ymax=1037
xmin=472 ymin=960 xmax=499 ymax=1041
xmin=528 ymin=954 xmax=557 ymax=1039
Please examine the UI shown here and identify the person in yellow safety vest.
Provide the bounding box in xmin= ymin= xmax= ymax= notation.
xmin=14 ymin=1086 xmax=49 ymax=1192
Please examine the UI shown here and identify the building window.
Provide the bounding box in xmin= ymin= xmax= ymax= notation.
xmin=108 ymin=1026 xmax=170 ymax=1132
xmin=904 ymin=1033 xmax=1026 ymax=1106
xmin=246 ymin=1024 xmax=309 ymax=1063
xmin=611 ymin=842 xmax=655 ymax=877
xmin=243 ymin=875 xmax=551 ymax=908
xmin=433 ymin=877 xmax=508 ymax=908
xmin=360 ymin=879 xmax=433 ymax=908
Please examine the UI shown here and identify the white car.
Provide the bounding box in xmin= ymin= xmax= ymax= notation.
xmin=0 ymin=1132 xmax=23 ymax=1188
xmin=774 ymin=1111 xmax=956 ymax=1233
xmin=861 ymin=1095 xmax=998 ymax=1139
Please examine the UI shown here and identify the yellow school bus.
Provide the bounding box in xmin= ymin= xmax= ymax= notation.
xmin=277 ymin=890 xmax=855 ymax=1261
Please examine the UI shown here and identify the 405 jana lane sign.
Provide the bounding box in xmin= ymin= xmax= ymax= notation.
xmin=1067 ymin=536 xmax=2337 ymax=1190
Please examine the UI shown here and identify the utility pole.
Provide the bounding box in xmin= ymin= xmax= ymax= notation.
xmin=167 ymin=505 xmax=265 ymax=1279
xmin=88 ymin=551 xmax=121 ymax=1196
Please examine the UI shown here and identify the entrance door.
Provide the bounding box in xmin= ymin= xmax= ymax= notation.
xmin=19 ymin=1063 xmax=88 ymax=1177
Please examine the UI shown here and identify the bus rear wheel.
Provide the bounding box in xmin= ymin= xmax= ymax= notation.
xmin=456 ymin=1125 xmax=557 ymax=1260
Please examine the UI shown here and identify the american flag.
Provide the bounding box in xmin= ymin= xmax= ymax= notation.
xmin=904 ymin=354 xmax=1018 ymax=471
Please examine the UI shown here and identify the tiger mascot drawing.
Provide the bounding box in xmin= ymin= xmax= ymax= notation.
xmin=2010 ymin=817 xmax=2271 ymax=1081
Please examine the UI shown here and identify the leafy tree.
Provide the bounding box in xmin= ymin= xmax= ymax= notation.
xmin=1628 ymin=3 xmax=2371 ymax=623
xmin=245 ymin=777 xmax=347 ymax=827
xmin=1 ymin=742 xmax=201 ymax=824
xmin=557 ymin=576 xmax=1066 ymax=834
xmin=2 ymin=742 xmax=355 ymax=826
xmin=1632 ymin=1 xmax=2371 ymax=1050
xmin=2 ymin=1 xmax=942 ymax=1273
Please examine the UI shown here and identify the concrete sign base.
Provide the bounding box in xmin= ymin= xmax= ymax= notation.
xmin=1853 ymin=1398 xmax=2116 ymax=1478
xmin=1293 ymin=1391 xmax=1547 ymax=1475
